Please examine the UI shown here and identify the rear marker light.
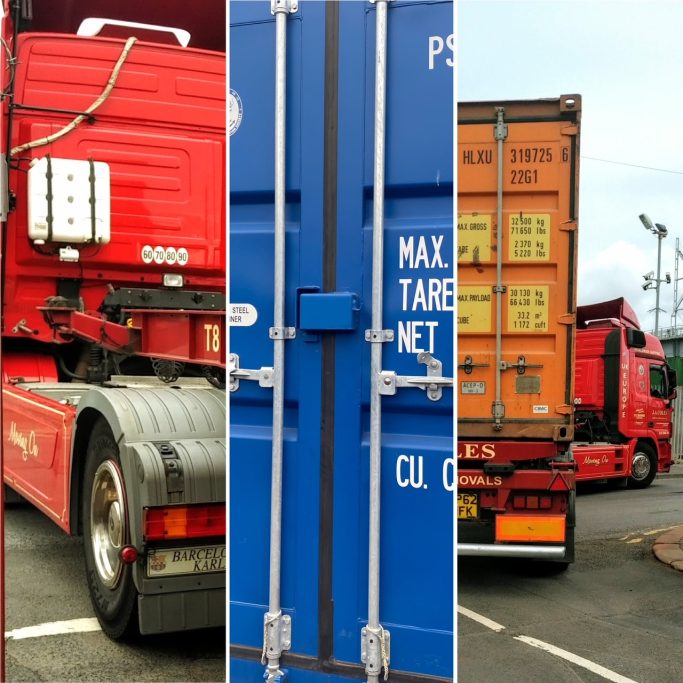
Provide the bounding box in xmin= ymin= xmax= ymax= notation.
xmin=120 ymin=546 xmax=138 ymax=564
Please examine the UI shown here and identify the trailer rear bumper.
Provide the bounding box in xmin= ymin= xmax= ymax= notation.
xmin=458 ymin=543 xmax=566 ymax=560
xmin=138 ymin=587 xmax=225 ymax=634
xmin=458 ymin=507 xmax=575 ymax=563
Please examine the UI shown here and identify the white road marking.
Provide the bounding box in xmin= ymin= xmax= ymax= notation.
xmin=515 ymin=636 xmax=640 ymax=683
xmin=457 ymin=605 xmax=505 ymax=632
xmin=459 ymin=606 xmax=640 ymax=683
xmin=619 ymin=524 xmax=681 ymax=542
xmin=642 ymin=526 xmax=678 ymax=536
xmin=5 ymin=618 xmax=101 ymax=640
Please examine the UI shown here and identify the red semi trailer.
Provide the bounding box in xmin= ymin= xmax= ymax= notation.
xmin=573 ymin=298 xmax=676 ymax=488
xmin=1 ymin=0 xmax=225 ymax=638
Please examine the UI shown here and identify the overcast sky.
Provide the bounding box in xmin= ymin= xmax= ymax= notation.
xmin=458 ymin=0 xmax=683 ymax=333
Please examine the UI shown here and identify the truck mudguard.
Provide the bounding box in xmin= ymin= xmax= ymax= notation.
xmin=75 ymin=382 xmax=226 ymax=634
xmin=75 ymin=382 xmax=225 ymax=513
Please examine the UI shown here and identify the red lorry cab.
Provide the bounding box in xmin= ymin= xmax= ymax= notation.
xmin=574 ymin=297 xmax=676 ymax=487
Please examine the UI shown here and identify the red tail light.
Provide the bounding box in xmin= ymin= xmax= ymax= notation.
xmin=512 ymin=495 xmax=553 ymax=510
xmin=144 ymin=504 xmax=225 ymax=541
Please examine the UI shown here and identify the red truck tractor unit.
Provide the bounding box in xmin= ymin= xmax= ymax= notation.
xmin=1 ymin=0 xmax=226 ymax=638
xmin=573 ymin=298 xmax=676 ymax=488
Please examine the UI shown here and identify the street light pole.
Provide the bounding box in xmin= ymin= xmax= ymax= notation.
xmin=639 ymin=214 xmax=669 ymax=337
xmin=655 ymin=229 xmax=663 ymax=335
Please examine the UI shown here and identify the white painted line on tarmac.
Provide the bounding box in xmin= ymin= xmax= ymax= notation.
xmin=642 ymin=525 xmax=679 ymax=536
xmin=620 ymin=524 xmax=681 ymax=542
xmin=457 ymin=605 xmax=506 ymax=632
xmin=459 ymin=606 xmax=640 ymax=683
xmin=515 ymin=635 xmax=640 ymax=683
xmin=5 ymin=618 xmax=101 ymax=640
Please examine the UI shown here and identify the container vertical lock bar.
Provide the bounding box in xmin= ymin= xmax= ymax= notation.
xmin=365 ymin=1 xmax=391 ymax=681
xmin=264 ymin=1 xmax=295 ymax=682
xmin=493 ymin=107 xmax=508 ymax=429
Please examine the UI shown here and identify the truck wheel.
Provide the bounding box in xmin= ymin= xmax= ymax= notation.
xmin=628 ymin=443 xmax=657 ymax=489
xmin=82 ymin=419 xmax=138 ymax=639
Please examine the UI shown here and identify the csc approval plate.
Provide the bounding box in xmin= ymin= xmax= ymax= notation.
xmin=461 ymin=381 xmax=485 ymax=394
xmin=147 ymin=544 xmax=226 ymax=577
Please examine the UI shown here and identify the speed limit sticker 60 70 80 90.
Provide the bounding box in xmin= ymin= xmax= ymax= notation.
xmin=141 ymin=245 xmax=189 ymax=266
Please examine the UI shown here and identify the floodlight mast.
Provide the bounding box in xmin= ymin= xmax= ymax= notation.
xmin=672 ymin=238 xmax=683 ymax=330
xmin=639 ymin=213 xmax=656 ymax=232
xmin=640 ymin=213 xmax=668 ymax=336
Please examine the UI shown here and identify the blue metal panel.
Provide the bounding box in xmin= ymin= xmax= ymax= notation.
xmin=230 ymin=0 xmax=453 ymax=679
xmin=230 ymin=0 xmax=326 ymax=659
xmin=333 ymin=2 xmax=453 ymax=677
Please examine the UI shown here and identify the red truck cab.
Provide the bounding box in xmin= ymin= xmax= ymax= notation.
xmin=574 ymin=298 xmax=676 ymax=487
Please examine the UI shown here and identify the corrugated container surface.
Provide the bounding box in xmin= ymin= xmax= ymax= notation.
xmin=230 ymin=1 xmax=453 ymax=680
xmin=458 ymin=96 xmax=581 ymax=446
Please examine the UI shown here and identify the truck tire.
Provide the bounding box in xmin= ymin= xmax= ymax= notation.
xmin=82 ymin=418 xmax=138 ymax=639
xmin=628 ymin=443 xmax=657 ymax=489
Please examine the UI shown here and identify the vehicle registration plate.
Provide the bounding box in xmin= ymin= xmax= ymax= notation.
xmin=457 ymin=493 xmax=478 ymax=520
xmin=147 ymin=544 xmax=226 ymax=577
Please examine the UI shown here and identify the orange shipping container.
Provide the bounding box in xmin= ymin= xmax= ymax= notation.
xmin=458 ymin=95 xmax=581 ymax=444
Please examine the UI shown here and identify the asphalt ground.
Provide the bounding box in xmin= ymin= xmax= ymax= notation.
xmin=652 ymin=459 xmax=683 ymax=570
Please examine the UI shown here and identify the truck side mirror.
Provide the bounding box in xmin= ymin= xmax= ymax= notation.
xmin=667 ymin=367 xmax=677 ymax=399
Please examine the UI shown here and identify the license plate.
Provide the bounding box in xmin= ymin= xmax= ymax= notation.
xmin=147 ymin=544 xmax=226 ymax=577
xmin=457 ymin=493 xmax=478 ymax=520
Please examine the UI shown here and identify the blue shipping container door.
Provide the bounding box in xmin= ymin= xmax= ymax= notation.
xmin=229 ymin=1 xmax=453 ymax=681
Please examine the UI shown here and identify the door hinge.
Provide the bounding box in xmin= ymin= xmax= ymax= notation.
xmin=262 ymin=611 xmax=292 ymax=663
xmin=361 ymin=625 xmax=390 ymax=680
